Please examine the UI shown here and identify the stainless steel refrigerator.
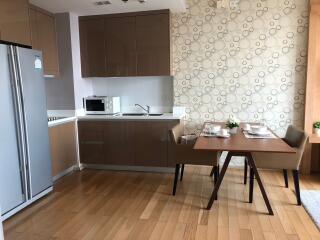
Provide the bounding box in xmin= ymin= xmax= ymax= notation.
xmin=0 ymin=44 xmax=53 ymax=221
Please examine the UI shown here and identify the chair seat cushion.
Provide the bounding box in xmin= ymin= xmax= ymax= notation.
xmin=180 ymin=134 xmax=197 ymax=145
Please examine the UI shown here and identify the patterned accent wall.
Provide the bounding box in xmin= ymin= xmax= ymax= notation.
xmin=171 ymin=0 xmax=309 ymax=136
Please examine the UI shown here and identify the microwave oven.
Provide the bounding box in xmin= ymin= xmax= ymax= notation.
xmin=83 ymin=96 xmax=121 ymax=115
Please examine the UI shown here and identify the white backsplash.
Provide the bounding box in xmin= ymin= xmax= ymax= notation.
xmin=90 ymin=76 xmax=174 ymax=113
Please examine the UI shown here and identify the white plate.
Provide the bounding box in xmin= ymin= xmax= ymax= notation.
xmin=247 ymin=130 xmax=270 ymax=136
xmin=203 ymin=130 xmax=219 ymax=135
xmin=216 ymin=133 xmax=231 ymax=138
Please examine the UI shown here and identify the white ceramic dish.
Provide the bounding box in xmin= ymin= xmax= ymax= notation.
xmin=247 ymin=130 xmax=270 ymax=136
xmin=250 ymin=125 xmax=268 ymax=134
xmin=216 ymin=133 xmax=231 ymax=138
xmin=204 ymin=124 xmax=221 ymax=134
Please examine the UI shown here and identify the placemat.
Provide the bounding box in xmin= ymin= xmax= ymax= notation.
xmin=243 ymin=130 xmax=277 ymax=139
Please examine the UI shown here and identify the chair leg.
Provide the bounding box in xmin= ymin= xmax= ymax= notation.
xmin=213 ymin=166 xmax=219 ymax=200
xmin=210 ymin=166 xmax=215 ymax=177
xmin=249 ymin=167 xmax=254 ymax=203
xmin=213 ymin=166 xmax=218 ymax=185
xmin=180 ymin=164 xmax=185 ymax=181
xmin=283 ymin=169 xmax=289 ymax=188
xmin=244 ymin=158 xmax=248 ymax=185
xmin=292 ymin=170 xmax=301 ymax=205
xmin=172 ymin=164 xmax=180 ymax=196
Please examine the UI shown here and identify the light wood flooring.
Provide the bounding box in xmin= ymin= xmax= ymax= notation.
xmin=3 ymin=167 xmax=320 ymax=240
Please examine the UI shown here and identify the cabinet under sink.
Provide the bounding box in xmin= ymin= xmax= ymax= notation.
xmin=78 ymin=119 xmax=179 ymax=167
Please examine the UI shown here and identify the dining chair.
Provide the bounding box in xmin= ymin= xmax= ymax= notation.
xmin=246 ymin=125 xmax=308 ymax=205
xmin=169 ymin=124 xmax=220 ymax=196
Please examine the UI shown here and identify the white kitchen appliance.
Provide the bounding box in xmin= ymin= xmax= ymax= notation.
xmin=0 ymin=44 xmax=53 ymax=221
xmin=84 ymin=96 xmax=121 ymax=115
xmin=0 ymin=206 xmax=3 ymax=240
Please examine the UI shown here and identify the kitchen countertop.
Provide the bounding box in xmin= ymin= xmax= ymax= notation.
xmin=77 ymin=113 xmax=185 ymax=121
xmin=48 ymin=110 xmax=77 ymax=128
xmin=48 ymin=117 xmax=77 ymax=128
xmin=47 ymin=110 xmax=185 ymax=127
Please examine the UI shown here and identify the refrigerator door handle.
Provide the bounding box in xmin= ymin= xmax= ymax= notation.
xmin=8 ymin=46 xmax=30 ymax=200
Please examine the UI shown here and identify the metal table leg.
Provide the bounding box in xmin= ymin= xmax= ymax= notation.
xmin=206 ymin=152 xmax=274 ymax=215
xmin=206 ymin=152 xmax=232 ymax=210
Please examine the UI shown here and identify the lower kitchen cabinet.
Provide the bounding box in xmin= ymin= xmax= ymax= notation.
xmin=78 ymin=121 xmax=105 ymax=164
xmin=49 ymin=121 xmax=77 ymax=178
xmin=78 ymin=120 xmax=179 ymax=167
xmin=134 ymin=121 xmax=168 ymax=167
xmin=104 ymin=121 xmax=135 ymax=165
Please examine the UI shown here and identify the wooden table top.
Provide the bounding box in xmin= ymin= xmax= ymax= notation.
xmin=194 ymin=122 xmax=296 ymax=153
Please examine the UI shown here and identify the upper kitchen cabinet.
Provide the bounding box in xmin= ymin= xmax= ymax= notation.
xmin=105 ymin=17 xmax=137 ymax=77
xmin=29 ymin=5 xmax=59 ymax=77
xmin=79 ymin=10 xmax=171 ymax=78
xmin=79 ymin=18 xmax=106 ymax=78
xmin=0 ymin=0 xmax=31 ymax=46
xmin=136 ymin=13 xmax=170 ymax=76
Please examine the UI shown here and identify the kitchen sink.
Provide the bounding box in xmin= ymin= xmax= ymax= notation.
xmin=122 ymin=113 xmax=163 ymax=116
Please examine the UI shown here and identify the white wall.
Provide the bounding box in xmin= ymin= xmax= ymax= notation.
xmin=91 ymin=76 xmax=174 ymax=113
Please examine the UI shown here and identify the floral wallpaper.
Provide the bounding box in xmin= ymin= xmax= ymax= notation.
xmin=171 ymin=0 xmax=309 ymax=136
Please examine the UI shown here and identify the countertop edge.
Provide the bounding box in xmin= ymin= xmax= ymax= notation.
xmin=48 ymin=117 xmax=77 ymax=128
xmin=76 ymin=116 xmax=184 ymax=121
xmin=48 ymin=114 xmax=185 ymax=127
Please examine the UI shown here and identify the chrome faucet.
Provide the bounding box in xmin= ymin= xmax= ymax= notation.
xmin=135 ymin=104 xmax=150 ymax=115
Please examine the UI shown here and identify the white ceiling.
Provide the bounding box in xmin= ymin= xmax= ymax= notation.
xmin=30 ymin=0 xmax=187 ymax=16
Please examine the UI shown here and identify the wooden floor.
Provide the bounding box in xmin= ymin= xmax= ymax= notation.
xmin=3 ymin=167 xmax=320 ymax=240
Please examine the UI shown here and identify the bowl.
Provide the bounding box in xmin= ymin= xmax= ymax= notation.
xmin=211 ymin=125 xmax=221 ymax=133
xmin=250 ymin=125 xmax=268 ymax=134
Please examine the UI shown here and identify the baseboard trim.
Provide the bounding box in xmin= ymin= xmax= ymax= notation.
xmin=52 ymin=165 xmax=76 ymax=182
xmin=1 ymin=187 xmax=53 ymax=221
xmin=81 ymin=164 xmax=175 ymax=173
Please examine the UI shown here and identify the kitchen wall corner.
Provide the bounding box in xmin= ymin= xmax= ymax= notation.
xmin=69 ymin=12 xmax=93 ymax=110
xmin=45 ymin=13 xmax=76 ymax=110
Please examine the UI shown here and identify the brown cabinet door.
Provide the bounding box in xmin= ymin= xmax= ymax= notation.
xmin=49 ymin=122 xmax=77 ymax=177
xmin=104 ymin=121 xmax=135 ymax=165
xmin=29 ymin=6 xmax=59 ymax=76
xmin=79 ymin=18 xmax=106 ymax=77
xmin=136 ymin=13 xmax=170 ymax=76
xmin=0 ymin=0 xmax=31 ymax=46
xmin=105 ymin=17 xmax=137 ymax=77
xmin=78 ymin=121 xmax=106 ymax=164
xmin=133 ymin=121 xmax=169 ymax=167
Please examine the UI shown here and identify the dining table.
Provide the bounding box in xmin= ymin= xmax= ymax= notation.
xmin=194 ymin=122 xmax=296 ymax=215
